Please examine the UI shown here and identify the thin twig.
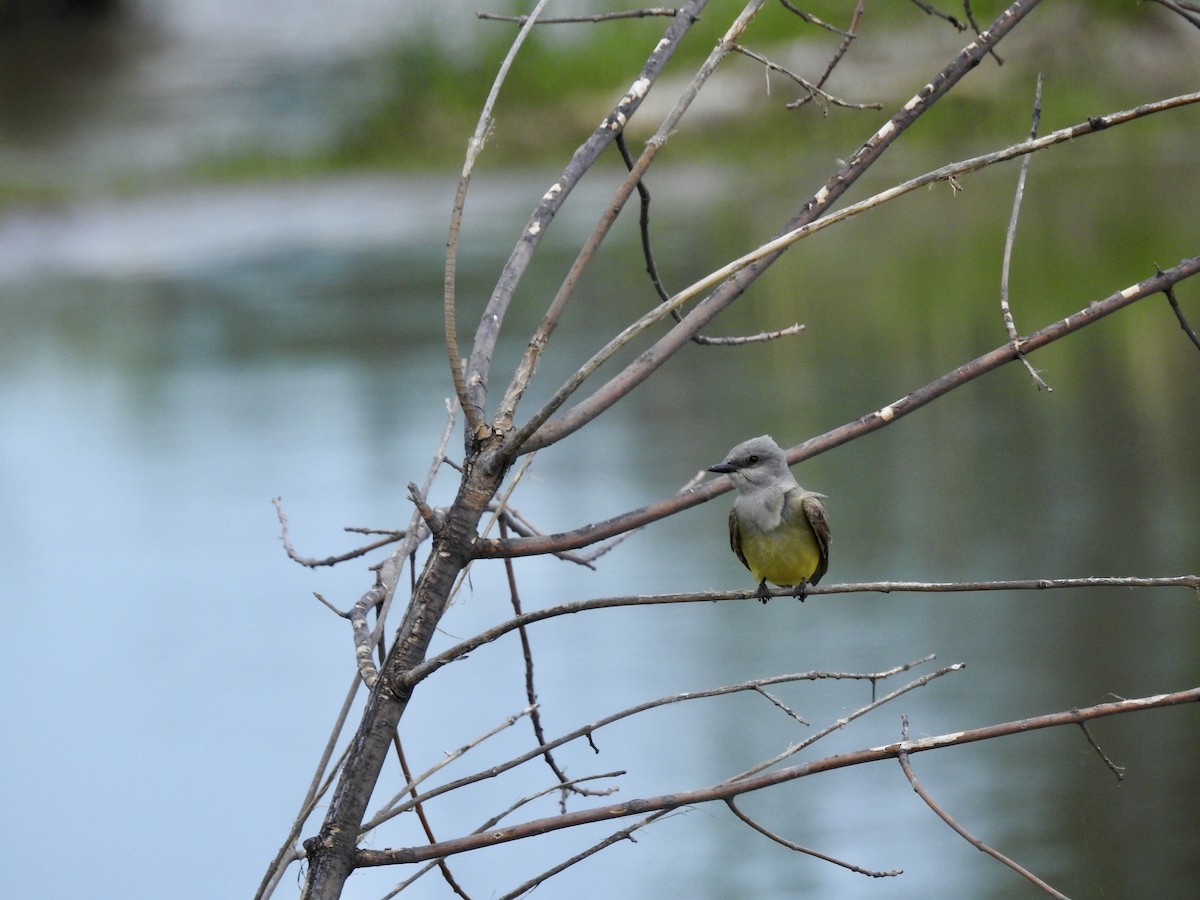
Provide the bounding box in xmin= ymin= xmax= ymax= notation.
xmin=478 ymin=8 xmax=682 ymax=25
xmin=753 ymin=686 xmax=810 ymax=725
xmin=272 ymin=497 xmax=404 ymax=567
xmin=355 ymin=687 xmax=1200 ymax=866
xmin=255 ymin=674 xmax=362 ymax=899
xmin=391 ymin=729 xmax=471 ymax=899
xmin=789 ymin=0 xmax=867 ymax=109
xmin=368 ymin=662 xmax=932 ymax=831
xmin=616 ymin=132 xmax=803 ymax=346
xmin=727 ymin=798 xmax=901 ymax=877
xmin=371 ymin=705 xmax=537 ymax=823
xmin=496 ymin=812 xmax=664 ymax=899
xmin=492 ymin=509 xmax=597 ymax=568
xmin=898 ymin=716 xmax=1068 ymax=898
xmin=734 ymin=44 xmax=881 ymax=110
xmin=1162 ymin=278 xmax=1200 ymax=352
xmin=1000 ymin=73 xmax=1051 ymax=390
xmin=908 ymin=0 xmax=965 ymax=29
xmin=494 ymin=0 xmax=762 ymax=447
xmin=614 ymin=133 xmax=818 ymax=350
xmin=499 ymin=518 xmax=616 ymax=806
xmin=1078 ymin=720 xmax=1125 ymax=782
xmin=446 ymin=2 xmax=553 ymax=435
xmin=727 ymin=664 xmax=965 ymax=782
xmin=381 ymin=772 xmax=626 ymax=899
xmin=472 ymin=2 xmax=708 ymax=436
xmin=777 ymin=0 xmax=852 ymax=36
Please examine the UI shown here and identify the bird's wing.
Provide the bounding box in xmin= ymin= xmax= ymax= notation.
xmin=728 ymin=506 xmax=751 ymax=573
xmin=800 ymin=493 xmax=832 ymax=585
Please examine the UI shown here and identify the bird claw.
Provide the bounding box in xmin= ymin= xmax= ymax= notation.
xmin=756 ymin=580 xmax=772 ymax=604
xmin=792 ymin=580 xmax=809 ymax=603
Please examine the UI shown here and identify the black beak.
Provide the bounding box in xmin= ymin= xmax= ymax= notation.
xmin=708 ymin=461 xmax=736 ymax=474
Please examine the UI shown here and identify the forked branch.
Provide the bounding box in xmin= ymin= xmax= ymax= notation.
xmin=353 ymin=687 xmax=1200 ymax=866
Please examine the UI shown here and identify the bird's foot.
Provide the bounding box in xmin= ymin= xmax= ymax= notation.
xmin=792 ymin=580 xmax=809 ymax=603
xmin=756 ymin=580 xmax=772 ymax=604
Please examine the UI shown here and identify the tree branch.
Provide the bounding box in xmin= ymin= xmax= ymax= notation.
xmin=478 ymin=253 xmax=1200 ymax=559
xmin=465 ymin=1 xmax=708 ymax=434
xmin=898 ymin=716 xmax=1067 ymax=898
xmin=354 ymin=687 xmax=1200 ymax=866
xmin=495 ymin=0 xmax=759 ymax=449
xmin=516 ymin=0 xmax=1047 ymax=455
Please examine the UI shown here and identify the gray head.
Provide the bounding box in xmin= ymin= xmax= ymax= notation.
xmin=708 ymin=435 xmax=795 ymax=491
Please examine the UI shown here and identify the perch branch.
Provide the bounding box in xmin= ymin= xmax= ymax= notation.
xmin=478 ymin=254 xmax=1200 ymax=558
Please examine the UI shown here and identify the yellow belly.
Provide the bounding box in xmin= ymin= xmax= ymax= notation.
xmin=740 ymin=526 xmax=820 ymax=586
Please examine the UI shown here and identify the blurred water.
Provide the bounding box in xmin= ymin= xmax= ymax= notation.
xmin=1 ymin=5 xmax=1198 ymax=900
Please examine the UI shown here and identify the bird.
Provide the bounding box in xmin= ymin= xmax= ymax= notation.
xmin=708 ymin=435 xmax=831 ymax=603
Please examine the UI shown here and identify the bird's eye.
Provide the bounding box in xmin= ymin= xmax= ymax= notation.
xmin=747 ymin=454 xmax=759 ymax=464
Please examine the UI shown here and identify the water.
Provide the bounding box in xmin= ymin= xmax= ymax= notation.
xmin=2 ymin=5 xmax=1198 ymax=900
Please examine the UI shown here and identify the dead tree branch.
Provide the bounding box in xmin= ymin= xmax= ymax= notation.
xmin=354 ymin=687 xmax=1200 ymax=866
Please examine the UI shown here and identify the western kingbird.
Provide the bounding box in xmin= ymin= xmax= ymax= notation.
xmin=708 ymin=435 xmax=831 ymax=603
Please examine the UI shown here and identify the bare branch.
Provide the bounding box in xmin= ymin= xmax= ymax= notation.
xmin=727 ymin=798 xmax=901 ymax=877
xmin=1001 ymin=73 xmax=1052 ymax=390
xmin=446 ymin=0 xmax=553 ymax=436
xmin=478 ymin=8 xmax=682 ymax=25
xmin=467 ymin=2 xmax=707 ymax=435
xmin=496 ymin=812 xmax=662 ymax=899
xmin=789 ymin=0 xmax=868 ymax=108
xmin=898 ymin=716 xmax=1068 ymax=898
xmin=371 ymin=705 xmax=537 ymax=823
xmin=406 ymin=482 xmax=443 ymax=535
xmin=273 ymin=497 xmax=404 ymax=567
xmin=1147 ymin=0 xmax=1200 ymax=28
xmin=382 ymin=772 xmax=627 ymax=899
xmin=907 ymin=0 xmax=965 ymax=30
xmin=733 ymin=44 xmax=881 ymax=110
xmin=521 ymin=5 xmax=1140 ymax=455
xmin=408 ymin=575 xmax=1198 ymax=685
xmin=753 ymin=686 xmax=810 ymax=725
xmin=496 ymin=0 xmax=764 ymax=449
xmin=616 ymin=132 xmax=809 ymax=347
xmin=776 ymin=0 xmax=852 ymax=36
xmin=1162 ymin=277 xmax=1200 ymax=352
xmin=963 ymin=1 xmax=1005 ymax=64
xmin=255 ymin=675 xmax=362 ymax=899
xmin=354 ymin=687 xmax=1200 ymax=866
xmin=1078 ymin=721 xmax=1125 ymax=782
xmin=390 ymin=735 xmax=472 ymax=900
xmin=727 ymin=664 xmax=966 ymax=782
xmin=478 ymin=253 xmax=1200 ymax=558
xmin=367 ymin=663 xmax=929 ymax=832
xmin=499 ymin=518 xmax=616 ymax=804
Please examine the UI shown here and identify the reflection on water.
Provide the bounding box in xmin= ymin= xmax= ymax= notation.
xmin=2 ymin=6 xmax=1198 ymax=900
